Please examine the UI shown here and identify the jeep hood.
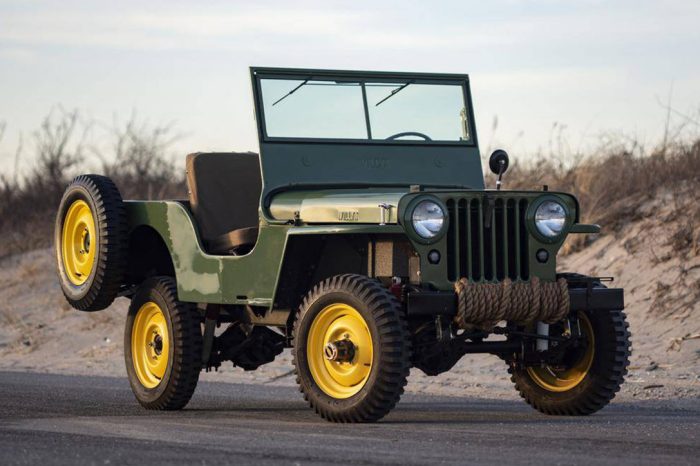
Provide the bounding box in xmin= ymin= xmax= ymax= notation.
xmin=268 ymin=189 xmax=407 ymax=224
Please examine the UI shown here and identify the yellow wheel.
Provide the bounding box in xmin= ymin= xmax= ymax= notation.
xmin=61 ymin=200 xmax=96 ymax=286
xmin=306 ymin=303 xmax=373 ymax=399
xmin=131 ymin=301 xmax=170 ymax=388
xmin=125 ymin=277 xmax=202 ymax=410
xmin=55 ymin=175 xmax=127 ymax=311
xmin=293 ymin=275 xmax=411 ymax=423
xmin=526 ymin=313 xmax=595 ymax=392
xmin=510 ymin=302 xmax=631 ymax=416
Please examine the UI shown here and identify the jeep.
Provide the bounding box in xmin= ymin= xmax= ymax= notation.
xmin=55 ymin=67 xmax=631 ymax=422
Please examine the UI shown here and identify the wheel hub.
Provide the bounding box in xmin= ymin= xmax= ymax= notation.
xmin=81 ymin=229 xmax=91 ymax=254
xmin=324 ymin=339 xmax=356 ymax=363
xmin=150 ymin=333 xmax=164 ymax=356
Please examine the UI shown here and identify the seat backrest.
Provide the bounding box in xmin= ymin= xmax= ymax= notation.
xmin=185 ymin=152 xmax=262 ymax=243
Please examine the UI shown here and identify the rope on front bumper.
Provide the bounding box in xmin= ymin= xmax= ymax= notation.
xmin=454 ymin=277 xmax=569 ymax=330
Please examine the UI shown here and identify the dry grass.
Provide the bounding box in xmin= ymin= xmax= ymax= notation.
xmin=0 ymin=109 xmax=185 ymax=259
xmin=489 ymin=135 xmax=700 ymax=254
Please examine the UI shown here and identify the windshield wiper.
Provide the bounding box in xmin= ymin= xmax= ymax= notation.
xmin=272 ymin=79 xmax=309 ymax=106
xmin=375 ymin=82 xmax=411 ymax=107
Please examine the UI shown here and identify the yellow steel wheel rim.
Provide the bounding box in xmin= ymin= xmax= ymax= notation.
xmin=61 ymin=199 xmax=96 ymax=286
xmin=307 ymin=303 xmax=373 ymax=399
xmin=131 ymin=302 xmax=170 ymax=389
xmin=527 ymin=313 xmax=595 ymax=392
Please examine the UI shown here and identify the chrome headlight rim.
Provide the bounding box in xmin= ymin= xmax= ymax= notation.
xmin=403 ymin=196 xmax=449 ymax=244
xmin=526 ymin=196 xmax=572 ymax=243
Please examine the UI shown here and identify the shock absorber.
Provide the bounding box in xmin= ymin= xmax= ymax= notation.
xmin=536 ymin=322 xmax=549 ymax=352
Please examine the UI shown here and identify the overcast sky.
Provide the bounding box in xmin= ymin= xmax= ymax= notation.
xmin=1 ymin=0 xmax=698 ymax=173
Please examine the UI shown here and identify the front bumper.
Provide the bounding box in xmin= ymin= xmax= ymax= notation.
xmin=406 ymin=286 xmax=624 ymax=317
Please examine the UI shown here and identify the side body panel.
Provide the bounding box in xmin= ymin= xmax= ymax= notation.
xmin=126 ymin=200 xmax=285 ymax=306
xmin=125 ymin=200 xmax=402 ymax=307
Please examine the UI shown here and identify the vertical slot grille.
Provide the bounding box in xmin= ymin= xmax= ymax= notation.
xmin=446 ymin=196 xmax=530 ymax=282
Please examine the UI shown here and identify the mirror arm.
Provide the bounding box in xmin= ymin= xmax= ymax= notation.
xmin=496 ymin=160 xmax=505 ymax=190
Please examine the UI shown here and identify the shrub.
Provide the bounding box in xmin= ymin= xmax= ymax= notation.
xmin=0 ymin=109 xmax=184 ymax=259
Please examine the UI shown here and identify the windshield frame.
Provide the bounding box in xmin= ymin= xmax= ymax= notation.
xmin=251 ymin=67 xmax=478 ymax=147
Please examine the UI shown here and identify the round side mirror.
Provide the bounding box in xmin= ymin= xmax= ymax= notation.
xmin=489 ymin=149 xmax=510 ymax=175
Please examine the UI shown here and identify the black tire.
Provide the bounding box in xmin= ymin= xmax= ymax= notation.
xmin=509 ymin=308 xmax=631 ymax=415
xmin=124 ymin=276 xmax=202 ymax=410
xmin=55 ymin=174 xmax=127 ymax=311
xmin=292 ymin=274 xmax=411 ymax=423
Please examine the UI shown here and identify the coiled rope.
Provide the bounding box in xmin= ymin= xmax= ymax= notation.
xmin=454 ymin=277 xmax=569 ymax=330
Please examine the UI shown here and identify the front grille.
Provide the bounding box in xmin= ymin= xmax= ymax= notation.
xmin=445 ymin=196 xmax=530 ymax=282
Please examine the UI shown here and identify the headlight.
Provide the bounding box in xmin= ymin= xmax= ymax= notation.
xmin=412 ymin=200 xmax=445 ymax=239
xmin=535 ymin=201 xmax=566 ymax=238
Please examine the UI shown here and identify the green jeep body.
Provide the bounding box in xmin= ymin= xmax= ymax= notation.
xmin=124 ymin=68 xmax=596 ymax=310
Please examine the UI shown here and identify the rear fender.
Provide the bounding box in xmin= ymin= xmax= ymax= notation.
xmin=125 ymin=201 xmax=226 ymax=302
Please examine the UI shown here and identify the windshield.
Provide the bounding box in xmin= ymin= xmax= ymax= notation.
xmin=258 ymin=77 xmax=471 ymax=143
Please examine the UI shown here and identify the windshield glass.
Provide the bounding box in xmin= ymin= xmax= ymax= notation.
xmin=259 ymin=78 xmax=471 ymax=142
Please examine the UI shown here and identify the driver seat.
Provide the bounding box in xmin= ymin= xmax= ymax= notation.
xmin=185 ymin=152 xmax=261 ymax=255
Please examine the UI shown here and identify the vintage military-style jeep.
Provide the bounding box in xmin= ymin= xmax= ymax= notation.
xmin=55 ymin=67 xmax=630 ymax=422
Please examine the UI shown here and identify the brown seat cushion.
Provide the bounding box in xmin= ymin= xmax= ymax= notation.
xmin=185 ymin=152 xmax=261 ymax=254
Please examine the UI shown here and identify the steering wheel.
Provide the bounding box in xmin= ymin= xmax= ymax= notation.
xmin=385 ymin=131 xmax=432 ymax=141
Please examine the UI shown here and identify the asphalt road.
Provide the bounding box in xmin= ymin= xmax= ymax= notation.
xmin=0 ymin=371 xmax=698 ymax=465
